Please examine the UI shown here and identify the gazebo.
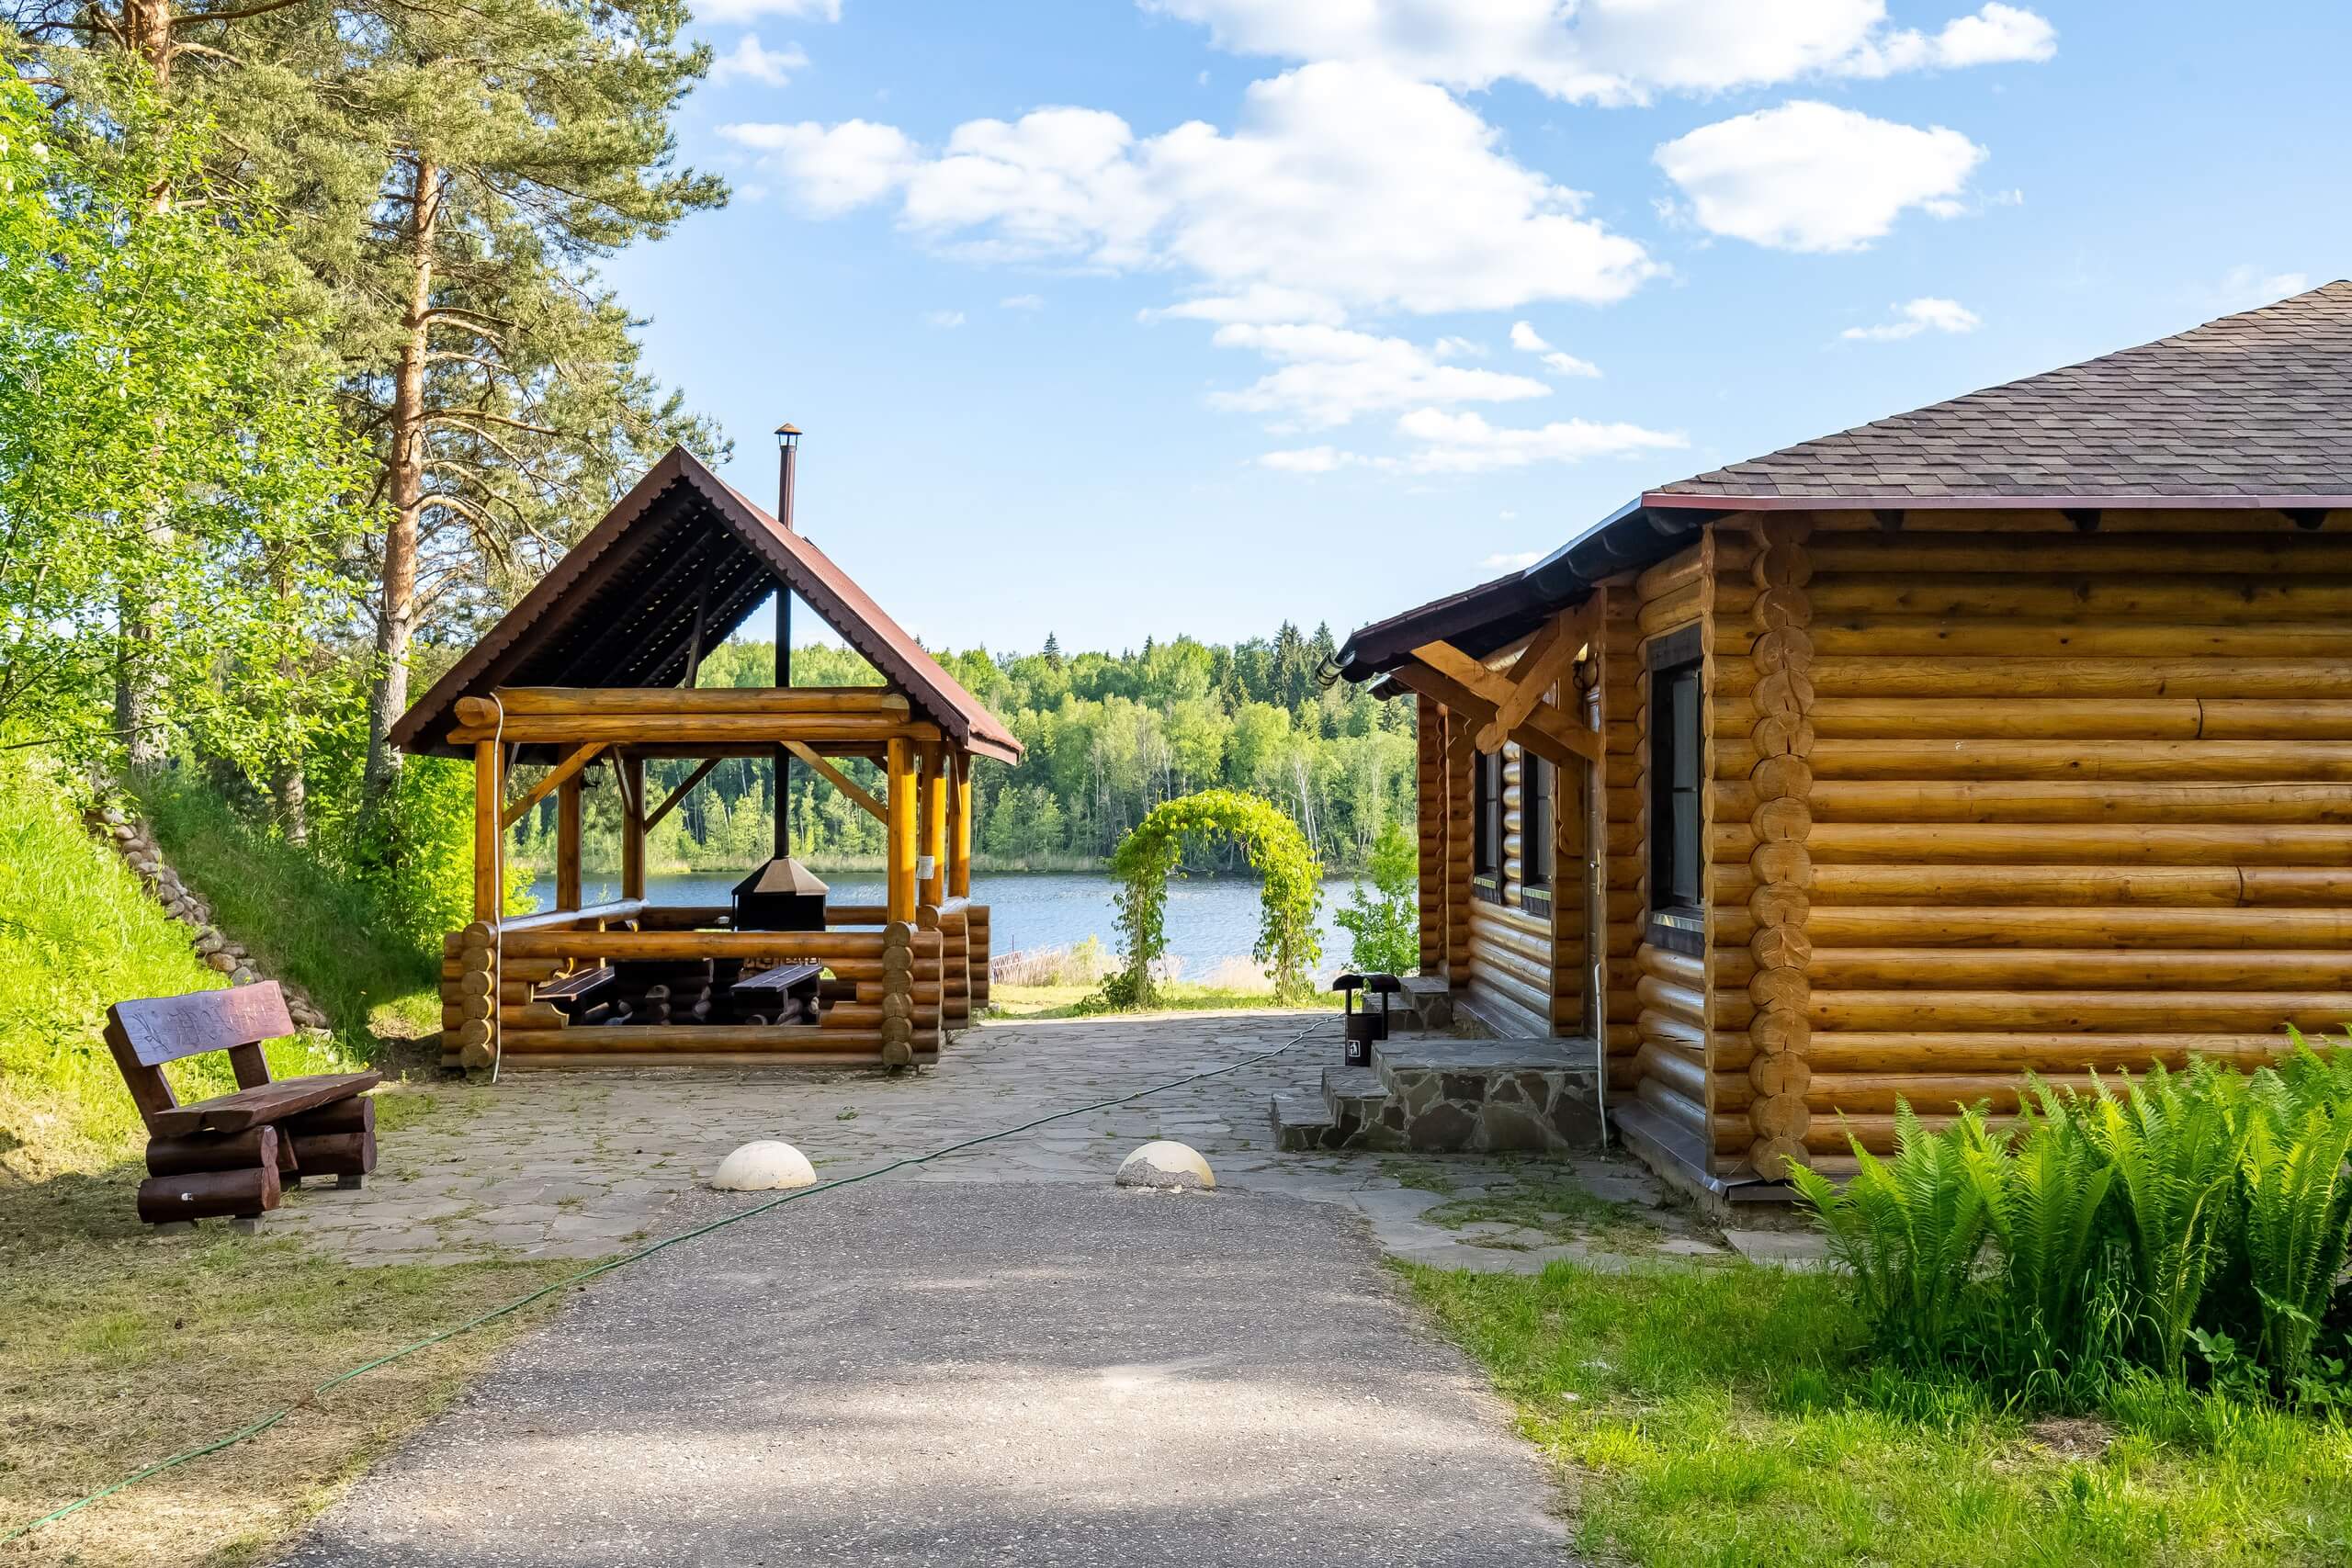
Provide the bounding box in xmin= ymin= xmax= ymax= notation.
xmin=391 ymin=437 xmax=1021 ymax=1072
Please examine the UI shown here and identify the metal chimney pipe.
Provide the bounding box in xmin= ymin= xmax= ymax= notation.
xmin=773 ymin=423 xmax=801 ymax=858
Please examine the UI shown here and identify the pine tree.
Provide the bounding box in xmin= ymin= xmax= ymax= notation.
xmin=334 ymin=0 xmax=726 ymax=800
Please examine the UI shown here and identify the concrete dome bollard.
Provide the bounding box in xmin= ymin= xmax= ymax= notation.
xmin=1115 ymin=1140 xmax=1215 ymax=1191
xmin=709 ymin=1140 xmax=818 ymax=1191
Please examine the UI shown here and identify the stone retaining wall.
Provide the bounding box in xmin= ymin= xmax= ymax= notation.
xmin=87 ymin=802 xmax=332 ymax=1033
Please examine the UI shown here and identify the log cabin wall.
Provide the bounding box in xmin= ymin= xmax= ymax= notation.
xmin=1462 ymin=741 xmax=1558 ymax=1035
xmin=1718 ymin=511 xmax=2352 ymax=1169
xmin=1416 ymin=693 xmax=1446 ymax=976
xmin=1598 ymin=578 xmax=1645 ymax=1106
xmin=1616 ymin=534 xmax=1750 ymax=1163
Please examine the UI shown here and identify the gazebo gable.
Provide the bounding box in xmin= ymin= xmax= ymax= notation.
xmin=390 ymin=446 xmax=1019 ymax=762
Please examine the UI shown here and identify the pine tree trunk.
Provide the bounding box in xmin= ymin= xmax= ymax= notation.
xmin=114 ymin=0 xmax=176 ymax=769
xmin=363 ymin=152 xmax=439 ymax=804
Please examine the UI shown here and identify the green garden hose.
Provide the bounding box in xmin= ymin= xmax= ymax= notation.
xmin=2 ymin=1014 xmax=1329 ymax=1547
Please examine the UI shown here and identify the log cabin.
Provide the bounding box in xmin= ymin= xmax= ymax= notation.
xmin=391 ymin=437 xmax=1018 ymax=1073
xmin=1334 ymin=282 xmax=2352 ymax=1199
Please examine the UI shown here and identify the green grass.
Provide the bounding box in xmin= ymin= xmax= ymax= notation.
xmin=0 ymin=1168 xmax=573 ymax=1567
xmin=0 ymin=756 xmax=362 ymax=1169
xmin=1407 ymin=1260 xmax=2352 ymax=1566
xmin=986 ymin=982 xmax=1344 ymax=1021
xmin=134 ymin=773 xmax=443 ymax=1056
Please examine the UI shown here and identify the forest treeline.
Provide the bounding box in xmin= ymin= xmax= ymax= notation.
xmin=511 ymin=625 xmax=1418 ymax=877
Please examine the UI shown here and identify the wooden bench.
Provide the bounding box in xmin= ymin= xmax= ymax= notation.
xmin=729 ymin=960 xmax=825 ymax=1024
xmin=536 ymin=964 xmax=616 ymax=1015
xmin=105 ymin=982 xmax=381 ymax=1231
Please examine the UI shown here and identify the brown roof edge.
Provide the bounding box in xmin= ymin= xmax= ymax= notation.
xmin=390 ymin=446 xmax=1022 ymax=763
xmin=1643 ymin=491 xmax=2352 ymax=513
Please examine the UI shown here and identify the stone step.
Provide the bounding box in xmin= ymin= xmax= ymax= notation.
xmin=1398 ymin=975 xmax=1454 ymax=1031
xmin=1269 ymin=1093 xmax=1339 ymax=1153
xmin=1320 ymin=1063 xmax=1387 ymax=1123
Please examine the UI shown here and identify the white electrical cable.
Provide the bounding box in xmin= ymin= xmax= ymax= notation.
xmin=488 ymin=693 xmax=506 ymax=1085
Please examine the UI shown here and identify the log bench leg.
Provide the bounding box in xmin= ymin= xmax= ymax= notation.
xmin=136 ymin=1127 xmax=282 ymax=1227
xmin=286 ymin=1096 xmax=378 ymax=1185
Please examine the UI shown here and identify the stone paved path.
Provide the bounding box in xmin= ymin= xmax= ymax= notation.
xmin=275 ymin=1012 xmax=1725 ymax=1271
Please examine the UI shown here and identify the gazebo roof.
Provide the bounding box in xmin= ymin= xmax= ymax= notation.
xmin=391 ymin=446 xmax=1021 ymax=762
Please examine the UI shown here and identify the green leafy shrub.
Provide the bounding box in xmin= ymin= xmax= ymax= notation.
xmin=1099 ymin=788 xmax=1322 ymax=1008
xmin=1787 ymin=1105 xmax=1992 ymax=1362
xmin=1797 ymin=1039 xmax=2352 ymax=1406
xmin=1969 ymin=1080 xmax=2125 ymax=1389
xmin=1331 ymin=820 xmax=1418 ymax=976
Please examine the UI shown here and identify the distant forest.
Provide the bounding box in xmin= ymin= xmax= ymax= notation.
xmin=510 ymin=624 xmax=1417 ymax=877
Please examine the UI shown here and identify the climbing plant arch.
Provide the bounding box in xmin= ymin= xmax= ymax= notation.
xmin=1102 ymin=789 xmax=1323 ymax=1009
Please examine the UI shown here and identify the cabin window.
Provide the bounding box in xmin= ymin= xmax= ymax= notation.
xmin=1472 ymin=748 xmax=1504 ymax=896
xmin=1523 ymin=757 xmax=1553 ymax=892
xmin=1647 ymin=628 xmax=1705 ymax=931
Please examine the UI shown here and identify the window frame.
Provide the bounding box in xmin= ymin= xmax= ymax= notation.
xmin=1645 ymin=624 xmax=1706 ymax=956
xmin=1471 ymin=746 xmax=1504 ymax=903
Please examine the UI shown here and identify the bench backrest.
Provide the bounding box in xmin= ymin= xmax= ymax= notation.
xmin=105 ymin=983 xmax=291 ymax=1130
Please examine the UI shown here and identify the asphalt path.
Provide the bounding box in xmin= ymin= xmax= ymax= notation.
xmin=280 ymin=1182 xmax=1573 ymax=1566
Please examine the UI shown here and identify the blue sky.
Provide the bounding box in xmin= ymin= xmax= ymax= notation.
xmin=605 ymin=1 xmax=2349 ymax=656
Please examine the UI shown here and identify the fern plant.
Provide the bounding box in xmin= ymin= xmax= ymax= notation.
xmin=2233 ymin=1070 xmax=2352 ymax=1389
xmin=1969 ymin=1078 xmax=2119 ymax=1384
xmin=2075 ymin=1065 xmax=2246 ymax=1380
xmin=1791 ymin=1104 xmax=1992 ymax=1362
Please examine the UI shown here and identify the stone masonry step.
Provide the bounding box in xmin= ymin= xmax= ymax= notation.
xmin=1269 ymin=1092 xmax=1340 ymax=1153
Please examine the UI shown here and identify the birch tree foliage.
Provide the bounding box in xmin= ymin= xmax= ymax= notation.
xmin=0 ymin=74 xmax=364 ymax=770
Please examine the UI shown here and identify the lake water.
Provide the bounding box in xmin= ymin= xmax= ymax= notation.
xmin=527 ymin=869 xmax=1368 ymax=978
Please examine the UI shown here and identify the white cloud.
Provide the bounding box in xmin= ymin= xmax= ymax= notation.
xmin=709 ymin=35 xmax=810 ymax=87
xmin=1258 ymin=446 xmax=1356 ymax=473
xmin=1391 ymin=407 xmax=1686 ymax=473
xmin=1841 ymin=296 xmax=1981 ymax=341
xmin=1483 ymin=549 xmax=1544 ymax=570
xmin=728 ymin=62 xmax=1658 ymax=317
xmin=923 ymin=309 xmax=967 ymax=328
xmin=696 ymin=0 xmax=841 ymax=23
xmin=2214 ymin=265 xmax=2312 ymax=311
xmin=1208 ymin=322 xmax=1552 ymax=429
xmin=1655 ymin=100 xmax=1985 ymax=253
xmin=1262 ymin=407 xmax=1685 ymax=478
xmin=721 ymin=119 xmax=916 ymax=214
xmin=1144 ymin=285 xmax=1349 ymax=325
xmin=1509 ymin=319 xmax=1599 ymax=377
xmin=1146 ymin=0 xmax=2055 ymax=104
xmin=1431 ymin=335 xmax=1487 ymax=359
xmin=1000 ymin=293 xmax=1045 ymax=310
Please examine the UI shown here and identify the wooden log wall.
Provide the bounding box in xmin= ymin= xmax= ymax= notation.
xmin=1550 ymin=674 xmax=1592 ymax=1037
xmin=1711 ymin=513 xmax=2352 ymax=1157
xmin=1620 ymin=536 xmax=1734 ymax=1156
xmin=1715 ymin=518 xmax=1814 ymax=1177
xmin=1599 ymin=580 xmax=1645 ymax=1098
xmin=1443 ymin=708 xmax=1473 ymax=986
xmin=1416 ymin=693 xmax=1446 ymax=975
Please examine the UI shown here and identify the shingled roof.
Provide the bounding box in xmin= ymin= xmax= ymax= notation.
xmin=391 ymin=446 xmax=1022 ymax=763
xmin=1338 ymin=285 xmax=2352 ymax=681
xmin=1659 ymin=281 xmax=2352 ymax=502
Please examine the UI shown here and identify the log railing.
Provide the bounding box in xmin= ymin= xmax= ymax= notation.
xmin=439 ymin=900 xmax=989 ymax=1070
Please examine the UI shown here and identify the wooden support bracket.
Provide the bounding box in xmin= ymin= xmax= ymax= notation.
xmin=643 ymin=757 xmax=723 ymax=832
xmin=1399 ymin=643 xmax=1601 ymax=767
xmin=1476 ymin=603 xmax=1594 ymax=752
xmin=502 ymin=742 xmax=608 ymax=830
xmin=786 ymin=742 xmax=887 ymax=822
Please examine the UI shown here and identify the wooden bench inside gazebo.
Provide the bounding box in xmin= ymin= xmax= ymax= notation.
xmin=390 ymin=439 xmax=1021 ymax=1072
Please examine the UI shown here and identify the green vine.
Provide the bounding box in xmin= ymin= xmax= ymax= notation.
xmin=1098 ymin=789 xmax=1323 ymax=1009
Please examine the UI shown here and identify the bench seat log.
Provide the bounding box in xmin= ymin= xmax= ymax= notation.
xmin=146 ymin=1072 xmax=382 ymax=1138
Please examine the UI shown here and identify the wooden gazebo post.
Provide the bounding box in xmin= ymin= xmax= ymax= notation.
xmin=472 ymin=741 xmax=502 ymax=920
xmin=619 ymin=752 xmax=646 ymax=902
xmin=555 ymin=776 xmax=582 ymax=912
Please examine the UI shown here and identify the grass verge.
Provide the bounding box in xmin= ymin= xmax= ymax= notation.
xmin=986 ymin=983 xmax=1344 ymax=1021
xmin=1406 ymin=1260 xmax=2352 ymax=1566
xmin=0 ymin=1166 xmax=575 ymax=1566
